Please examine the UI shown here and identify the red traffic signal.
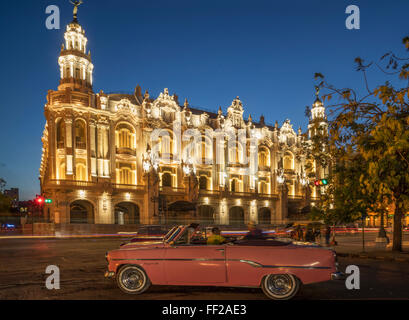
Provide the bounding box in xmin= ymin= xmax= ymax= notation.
xmin=35 ymin=195 xmax=45 ymax=205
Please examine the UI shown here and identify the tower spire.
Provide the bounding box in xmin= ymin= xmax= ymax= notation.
xmin=58 ymin=1 xmax=93 ymax=93
xmin=308 ymin=86 xmax=328 ymax=138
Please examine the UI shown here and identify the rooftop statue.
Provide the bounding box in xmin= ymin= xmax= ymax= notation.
xmin=70 ymin=0 xmax=83 ymax=21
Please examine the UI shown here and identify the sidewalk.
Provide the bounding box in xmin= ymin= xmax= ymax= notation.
xmin=328 ymin=236 xmax=409 ymax=262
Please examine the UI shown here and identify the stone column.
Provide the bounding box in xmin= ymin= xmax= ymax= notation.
xmin=97 ymin=124 xmax=104 ymax=177
xmin=90 ymin=122 xmax=97 ymax=177
xmin=65 ymin=119 xmax=73 ymax=175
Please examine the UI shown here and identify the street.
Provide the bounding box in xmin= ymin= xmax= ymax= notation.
xmin=0 ymin=236 xmax=409 ymax=300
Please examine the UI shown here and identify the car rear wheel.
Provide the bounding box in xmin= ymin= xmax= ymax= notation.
xmin=116 ymin=265 xmax=151 ymax=295
xmin=261 ymin=274 xmax=300 ymax=300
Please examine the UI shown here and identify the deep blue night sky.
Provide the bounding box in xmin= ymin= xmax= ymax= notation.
xmin=0 ymin=0 xmax=408 ymax=200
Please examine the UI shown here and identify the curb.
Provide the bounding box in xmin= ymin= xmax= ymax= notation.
xmin=337 ymin=252 xmax=409 ymax=263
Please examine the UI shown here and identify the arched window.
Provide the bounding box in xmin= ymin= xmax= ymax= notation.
xmin=58 ymin=162 xmax=66 ymax=180
xmin=229 ymin=146 xmax=242 ymax=164
xmin=116 ymin=163 xmax=136 ymax=185
xmin=200 ymin=137 xmax=212 ymax=163
xmin=162 ymin=172 xmax=172 ymax=187
xmin=258 ymin=148 xmax=270 ymax=168
xmin=259 ymin=181 xmax=268 ymax=194
xmin=115 ymin=123 xmax=135 ymax=150
xmin=56 ymin=119 xmax=66 ymax=149
xmin=160 ymin=133 xmax=173 ymax=157
xmin=284 ymin=152 xmax=294 ymax=171
xmin=119 ymin=168 xmax=132 ymax=185
xmin=75 ymin=120 xmax=86 ymax=149
xmin=76 ymin=163 xmax=87 ymax=181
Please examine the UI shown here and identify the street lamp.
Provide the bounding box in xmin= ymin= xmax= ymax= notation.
xmin=182 ymin=158 xmax=195 ymax=176
xmin=276 ymin=168 xmax=285 ymax=185
xmin=299 ymin=171 xmax=309 ymax=186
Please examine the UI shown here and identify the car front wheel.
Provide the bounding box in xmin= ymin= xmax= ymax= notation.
xmin=116 ymin=265 xmax=151 ymax=295
xmin=261 ymin=274 xmax=300 ymax=300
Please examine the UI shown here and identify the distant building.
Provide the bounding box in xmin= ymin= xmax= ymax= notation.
xmin=39 ymin=6 xmax=327 ymax=226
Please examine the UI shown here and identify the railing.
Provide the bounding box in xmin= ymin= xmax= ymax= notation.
xmin=47 ymin=180 xmax=97 ymax=187
xmin=112 ymin=184 xmax=145 ymax=191
xmin=199 ymin=189 xmax=278 ymax=198
xmin=159 ymin=186 xmax=186 ymax=193
xmin=75 ymin=141 xmax=86 ymax=149
xmin=116 ymin=147 xmax=136 ymax=156
xmin=288 ymin=194 xmax=304 ymax=200
xmin=258 ymin=165 xmax=270 ymax=172
xmin=47 ymin=180 xmax=146 ymax=191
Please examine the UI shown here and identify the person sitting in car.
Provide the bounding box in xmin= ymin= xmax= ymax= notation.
xmin=207 ymin=227 xmax=226 ymax=245
xmin=243 ymin=221 xmax=264 ymax=240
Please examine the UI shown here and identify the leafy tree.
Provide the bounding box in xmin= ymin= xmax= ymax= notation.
xmin=314 ymin=36 xmax=409 ymax=251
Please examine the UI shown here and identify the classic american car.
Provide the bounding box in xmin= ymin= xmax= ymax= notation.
xmin=105 ymin=225 xmax=343 ymax=300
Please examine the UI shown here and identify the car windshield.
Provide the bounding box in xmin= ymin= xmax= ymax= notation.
xmin=163 ymin=226 xmax=178 ymax=241
xmin=166 ymin=226 xmax=183 ymax=243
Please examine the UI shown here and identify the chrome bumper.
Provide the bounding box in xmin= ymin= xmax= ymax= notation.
xmin=331 ymin=271 xmax=345 ymax=280
xmin=104 ymin=271 xmax=115 ymax=279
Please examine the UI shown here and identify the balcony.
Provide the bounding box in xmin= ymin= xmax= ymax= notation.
xmin=46 ymin=179 xmax=96 ymax=188
xmin=112 ymin=184 xmax=145 ymax=192
xmin=76 ymin=141 xmax=86 ymax=149
xmin=116 ymin=147 xmax=136 ymax=156
xmin=258 ymin=165 xmax=270 ymax=172
xmin=159 ymin=186 xmax=186 ymax=195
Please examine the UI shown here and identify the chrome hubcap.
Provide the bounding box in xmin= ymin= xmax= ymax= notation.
xmin=122 ymin=269 xmax=144 ymax=290
xmin=267 ymin=275 xmax=293 ymax=296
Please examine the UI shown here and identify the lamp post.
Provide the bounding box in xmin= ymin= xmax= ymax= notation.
xmin=143 ymin=144 xmax=159 ymax=219
xmin=276 ymin=168 xmax=285 ymax=185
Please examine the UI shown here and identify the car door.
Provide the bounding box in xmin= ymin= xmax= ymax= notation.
xmin=164 ymin=244 xmax=227 ymax=285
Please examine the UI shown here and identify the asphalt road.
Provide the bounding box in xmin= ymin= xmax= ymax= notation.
xmin=0 ymin=237 xmax=408 ymax=300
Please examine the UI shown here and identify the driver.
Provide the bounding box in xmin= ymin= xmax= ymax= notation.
xmin=207 ymin=227 xmax=226 ymax=245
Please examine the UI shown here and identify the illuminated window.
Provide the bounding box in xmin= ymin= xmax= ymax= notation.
xmin=258 ymin=148 xmax=270 ymax=168
xmin=75 ymin=120 xmax=86 ymax=149
xmin=58 ymin=162 xmax=66 ymax=180
xmin=259 ymin=181 xmax=269 ymax=194
xmin=116 ymin=124 xmax=135 ymax=150
xmin=284 ymin=152 xmax=294 ymax=170
xmin=56 ymin=119 xmax=65 ymax=149
xmin=76 ymin=163 xmax=87 ymax=181
xmin=230 ymin=178 xmax=242 ymax=192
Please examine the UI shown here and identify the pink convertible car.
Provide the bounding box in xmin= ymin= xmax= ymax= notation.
xmin=105 ymin=225 xmax=343 ymax=300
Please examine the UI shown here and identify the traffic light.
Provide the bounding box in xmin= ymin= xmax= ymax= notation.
xmin=45 ymin=199 xmax=52 ymax=204
xmin=314 ymin=179 xmax=328 ymax=186
xmin=35 ymin=195 xmax=45 ymax=205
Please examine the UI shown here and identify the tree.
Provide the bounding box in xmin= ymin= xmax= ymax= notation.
xmin=0 ymin=178 xmax=11 ymax=216
xmin=315 ymin=36 xmax=409 ymax=251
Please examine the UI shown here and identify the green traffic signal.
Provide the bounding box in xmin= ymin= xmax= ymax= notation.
xmin=45 ymin=199 xmax=53 ymax=204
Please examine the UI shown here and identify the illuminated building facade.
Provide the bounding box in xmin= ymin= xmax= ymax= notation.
xmin=39 ymin=12 xmax=326 ymax=226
